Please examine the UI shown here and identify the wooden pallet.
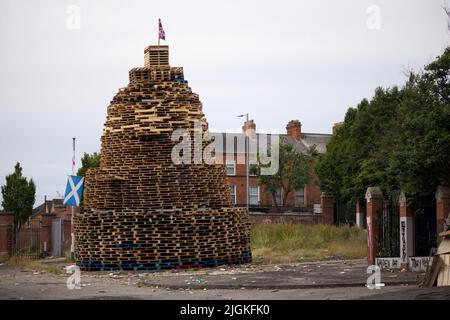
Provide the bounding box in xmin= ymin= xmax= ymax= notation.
xmin=75 ymin=45 xmax=252 ymax=270
xmin=423 ymin=231 xmax=450 ymax=287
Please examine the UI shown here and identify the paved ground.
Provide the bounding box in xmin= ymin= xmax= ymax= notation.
xmin=0 ymin=259 xmax=448 ymax=300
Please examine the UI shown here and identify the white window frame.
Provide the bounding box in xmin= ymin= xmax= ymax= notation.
xmin=249 ymin=186 xmax=260 ymax=206
xmin=295 ymin=188 xmax=305 ymax=206
xmin=230 ymin=185 xmax=237 ymax=204
xmin=226 ymin=160 xmax=236 ymax=176
xmin=275 ymin=188 xmax=282 ymax=206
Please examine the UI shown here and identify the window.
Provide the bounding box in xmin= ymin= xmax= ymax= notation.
xmin=295 ymin=188 xmax=305 ymax=206
xmin=230 ymin=185 xmax=237 ymax=204
xmin=249 ymin=160 xmax=257 ymax=176
xmin=249 ymin=186 xmax=260 ymax=205
xmin=226 ymin=160 xmax=236 ymax=176
xmin=275 ymin=188 xmax=282 ymax=206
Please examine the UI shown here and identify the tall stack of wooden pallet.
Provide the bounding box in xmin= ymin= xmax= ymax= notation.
xmin=75 ymin=45 xmax=252 ymax=271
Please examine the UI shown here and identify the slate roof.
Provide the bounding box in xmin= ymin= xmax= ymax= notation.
xmin=211 ymin=132 xmax=332 ymax=155
xmin=31 ymin=198 xmax=65 ymax=218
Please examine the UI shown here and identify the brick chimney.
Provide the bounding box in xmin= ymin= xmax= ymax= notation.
xmin=286 ymin=120 xmax=302 ymax=141
xmin=242 ymin=120 xmax=256 ymax=139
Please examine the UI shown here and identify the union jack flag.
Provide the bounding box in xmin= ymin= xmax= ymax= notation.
xmin=159 ymin=19 xmax=166 ymax=41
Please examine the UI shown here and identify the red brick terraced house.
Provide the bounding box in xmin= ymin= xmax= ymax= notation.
xmin=213 ymin=120 xmax=333 ymax=213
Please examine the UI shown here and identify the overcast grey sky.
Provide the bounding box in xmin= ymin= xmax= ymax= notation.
xmin=0 ymin=0 xmax=448 ymax=207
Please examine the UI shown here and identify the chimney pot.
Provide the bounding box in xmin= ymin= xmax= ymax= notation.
xmin=242 ymin=120 xmax=256 ymax=138
xmin=286 ymin=120 xmax=302 ymax=141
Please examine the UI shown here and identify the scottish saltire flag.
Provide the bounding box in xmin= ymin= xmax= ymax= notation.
xmin=159 ymin=18 xmax=166 ymax=40
xmin=63 ymin=175 xmax=84 ymax=206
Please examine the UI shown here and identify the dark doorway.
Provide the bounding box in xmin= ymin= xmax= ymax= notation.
xmin=334 ymin=201 xmax=356 ymax=225
xmin=411 ymin=196 xmax=437 ymax=257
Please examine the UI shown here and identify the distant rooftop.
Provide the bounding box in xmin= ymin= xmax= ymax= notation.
xmin=211 ymin=131 xmax=332 ymax=155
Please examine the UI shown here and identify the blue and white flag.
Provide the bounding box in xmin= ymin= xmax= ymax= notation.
xmin=63 ymin=175 xmax=84 ymax=206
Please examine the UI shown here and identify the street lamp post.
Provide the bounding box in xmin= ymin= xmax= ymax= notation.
xmin=237 ymin=114 xmax=249 ymax=211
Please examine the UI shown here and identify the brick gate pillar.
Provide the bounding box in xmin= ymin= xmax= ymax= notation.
xmin=435 ymin=186 xmax=450 ymax=241
xmin=41 ymin=214 xmax=55 ymax=255
xmin=0 ymin=212 xmax=14 ymax=259
xmin=365 ymin=187 xmax=383 ymax=266
xmin=399 ymin=192 xmax=414 ymax=269
xmin=321 ymin=193 xmax=335 ymax=225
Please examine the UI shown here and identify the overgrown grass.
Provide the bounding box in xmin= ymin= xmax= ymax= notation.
xmin=251 ymin=224 xmax=367 ymax=264
xmin=6 ymin=256 xmax=65 ymax=275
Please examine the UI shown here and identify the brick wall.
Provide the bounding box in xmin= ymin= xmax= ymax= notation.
xmin=305 ymin=164 xmax=322 ymax=206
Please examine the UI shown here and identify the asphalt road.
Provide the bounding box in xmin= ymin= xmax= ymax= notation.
xmin=0 ymin=259 xmax=448 ymax=300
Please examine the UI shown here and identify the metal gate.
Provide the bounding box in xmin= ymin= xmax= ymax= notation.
xmin=52 ymin=218 xmax=63 ymax=256
xmin=377 ymin=198 xmax=400 ymax=257
xmin=334 ymin=201 xmax=356 ymax=225
xmin=6 ymin=224 xmax=13 ymax=256
xmin=13 ymin=220 xmax=42 ymax=259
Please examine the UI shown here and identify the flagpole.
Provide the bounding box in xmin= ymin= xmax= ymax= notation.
xmin=72 ymin=137 xmax=76 ymax=175
xmin=71 ymin=137 xmax=76 ymax=260
xmin=158 ymin=18 xmax=161 ymax=66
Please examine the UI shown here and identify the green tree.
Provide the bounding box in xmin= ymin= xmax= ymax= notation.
xmin=1 ymin=163 xmax=36 ymax=237
xmin=77 ymin=152 xmax=100 ymax=177
xmin=253 ymin=142 xmax=311 ymax=207
xmin=316 ymin=88 xmax=402 ymax=205
xmin=391 ymin=47 xmax=450 ymax=195
xmin=316 ymin=47 xmax=450 ymax=204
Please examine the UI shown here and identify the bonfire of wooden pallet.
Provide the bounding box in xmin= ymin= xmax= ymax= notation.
xmin=74 ymin=45 xmax=252 ymax=271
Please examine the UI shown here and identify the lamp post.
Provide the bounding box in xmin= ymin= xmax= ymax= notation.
xmin=237 ymin=114 xmax=249 ymax=211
